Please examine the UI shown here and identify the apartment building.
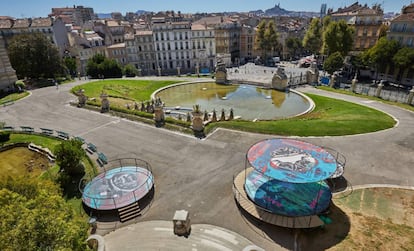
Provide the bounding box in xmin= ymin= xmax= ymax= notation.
xmin=0 ymin=17 xmax=69 ymax=56
xmin=50 ymin=5 xmax=95 ymax=26
xmin=125 ymin=30 xmax=157 ymax=75
xmin=388 ymin=3 xmax=414 ymax=47
xmin=191 ymin=23 xmax=215 ymax=73
xmin=68 ymin=30 xmax=107 ymax=75
xmin=152 ymin=18 xmax=193 ymax=75
xmin=240 ymin=25 xmax=256 ymax=63
xmin=215 ymin=20 xmax=241 ymax=65
xmin=330 ymin=3 xmax=383 ymax=51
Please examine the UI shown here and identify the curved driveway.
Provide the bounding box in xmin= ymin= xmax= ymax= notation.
xmin=1 ymin=78 xmax=413 ymax=250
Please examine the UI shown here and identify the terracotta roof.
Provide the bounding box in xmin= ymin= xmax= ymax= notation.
xmin=191 ymin=23 xmax=213 ymax=31
xmin=0 ymin=19 xmax=13 ymax=29
xmin=13 ymin=18 xmax=30 ymax=28
xmin=392 ymin=13 xmax=414 ymax=22
xmin=31 ymin=17 xmax=52 ymax=27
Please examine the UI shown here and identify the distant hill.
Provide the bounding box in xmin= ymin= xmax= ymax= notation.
xmin=264 ymin=4 xmax=291 ymax=16
xmin=264 ymin=4 xmax=319 ymax=17
xmin=95 ymin=5 xmax=318 ymax=20
xmin=135 ymin=10 xmax=150 ymax=15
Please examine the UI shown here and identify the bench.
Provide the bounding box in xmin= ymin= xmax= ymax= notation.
xmin=20 ymin=126 xmax=34 ymax=133
xmin=1 ymin=99 xmax=14 ymax=107
xmin=40 ymin=128 xmax=54 ymax=135
xmin=97 ymin=152 xmax=108 ymax=166
xmin=74 ymin=136 xmax=85 ymax=144
xmin=56 ymin=131 xmax=70 ymax=140
xmin=2 ymin=126 xmax=14 ymax=131
xmin=86 ymin=143 xmax=97 ymax=154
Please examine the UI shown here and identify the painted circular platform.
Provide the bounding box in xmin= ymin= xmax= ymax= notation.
xmin=247 ymin=138 xmax=337 ymax=183
xmin=244 ymin=169 xmax=332 ymax=216
xmin=82 ymin=166 xmax=154 ymax=210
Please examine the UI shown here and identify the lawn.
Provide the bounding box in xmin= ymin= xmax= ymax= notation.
xmin=74 ymin=80 xmax=396 ymax=136
xmin=318 ymin=86 xmax=414 ymax=112
xmin=0 ymin=91 xmax=29 ymax=104
xmin=210 ymin=93 xmax=396 ymax=136
xmin=72 ymin=79 xmax=182 ymax=102
xmin=1 ymin=133 xmax=98 ymax=217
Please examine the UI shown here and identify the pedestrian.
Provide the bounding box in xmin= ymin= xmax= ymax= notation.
xmin=54 ymin=79 xmax=58 ymax=89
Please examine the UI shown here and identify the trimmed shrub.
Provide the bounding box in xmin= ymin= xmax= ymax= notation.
xmin=0 ymin=131 xmax=10 ymax=143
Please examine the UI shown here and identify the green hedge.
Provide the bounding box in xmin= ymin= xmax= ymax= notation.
xmin=0 ymin=131 xmax=10 ymax=143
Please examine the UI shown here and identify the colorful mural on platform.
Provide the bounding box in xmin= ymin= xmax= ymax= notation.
xmin=247 ymin=138 xmax=337 ymax=183
xmin=82 ymin=166 xmax=154 ymax=210
xmin=244 ymin=169 xmax=332 ymax=216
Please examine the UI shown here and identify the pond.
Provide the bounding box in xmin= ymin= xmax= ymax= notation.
xmin=154 ymin=82 xmax=311 ymax=120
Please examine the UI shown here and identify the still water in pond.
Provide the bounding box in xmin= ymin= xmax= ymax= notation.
xmin=155 ymin=82 xmax=310 ymax=120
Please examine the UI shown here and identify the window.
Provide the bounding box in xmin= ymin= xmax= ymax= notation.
xmin=139 ymin=46 xmax=142 ymax=52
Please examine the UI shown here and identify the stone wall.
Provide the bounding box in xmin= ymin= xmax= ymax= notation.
xmin=0 ymin=35 xmax=18 ymax=91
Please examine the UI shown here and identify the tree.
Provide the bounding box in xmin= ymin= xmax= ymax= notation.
xmin=86 ymin=54 xmax=122 ymax=78
xmin=63 ymin=57 xmax=77 ymax=77
xmin=255 ymin=20 xmax=280 ymax=64
xmin=363 ymin=37 xmax=400 ymax=78
xmin=378 ymin=24 xmax=389 ymax=39
xmin=393 ymin=46 xmax=414 ymax=81
xmin=322 ymin=20 xmax=354 ymax=56
xmin=54 ymin=139 xmax=85 ymax=175
xmin=323 ymin=51 xmax=344 ymax=74
xmin=8 ymin=33 xmax=64 ymax=79
xmin=285 ymin=37 xmax=303 ymax=60
xmin=124 ymin=64 xmax=138 ymax=77
xmin=303 ymin=18 xmax=322 ymax=55
xmin=0 ymin=177 xmax=88 ymax=250
xmin=393 ymin=47 xmax=414 ymax=70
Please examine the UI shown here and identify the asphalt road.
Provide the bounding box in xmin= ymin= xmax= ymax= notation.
xmin=1 ymin=78 xmax=413 ymax=250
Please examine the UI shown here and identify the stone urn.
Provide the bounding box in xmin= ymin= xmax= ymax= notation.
xmin=77 ymin=89 xmax=87 ymax=107
xmin=100 ymin=92 xmax=110 ymax=113
xmin=153 ymin=97 xmax=165 ymax=126
xmin=191 ymin=104 xmax=204 ymax=133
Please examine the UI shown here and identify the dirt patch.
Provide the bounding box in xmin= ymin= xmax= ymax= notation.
xmin=0 ymin=147 xmax=51 ymax=179
xmin=300 ymin=187 xmax=414 ymax=250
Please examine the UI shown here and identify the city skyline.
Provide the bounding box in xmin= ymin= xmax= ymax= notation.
xmin=1 ymin=0 xmax=412 ymax=18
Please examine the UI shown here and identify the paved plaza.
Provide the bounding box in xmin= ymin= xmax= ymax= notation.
xmin=1 ymin=75 xmax=413 ymax=250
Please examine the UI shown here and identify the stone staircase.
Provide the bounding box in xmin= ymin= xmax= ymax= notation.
xmin=118 ymin=202 xmax=141 ymax=223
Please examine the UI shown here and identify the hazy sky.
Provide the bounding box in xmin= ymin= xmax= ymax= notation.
xmin=1 ymin=0 xmax=412 ymax=18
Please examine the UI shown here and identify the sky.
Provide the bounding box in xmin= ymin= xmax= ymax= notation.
xmin=1 ymin=0 xmax=413 ymax=18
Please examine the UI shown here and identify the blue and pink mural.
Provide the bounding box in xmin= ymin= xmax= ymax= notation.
xmin=244 ymin=169 xmax=332 ymax=216
xmin=82 ymin=166 xmax=154 ymax=210
xmin=247 ymin=138 xmax=338 ymax=183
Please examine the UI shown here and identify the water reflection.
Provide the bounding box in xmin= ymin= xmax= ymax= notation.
xmin=156 ymin=82 xmax=310 ymax=120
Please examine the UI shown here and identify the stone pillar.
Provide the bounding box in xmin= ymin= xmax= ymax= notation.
xmin=407 ymin=88 xmax=414 ymax=105
xmin=177 ymin=67 xmax=181 ymax=77
xmin=196 ymin=65 xmax=200 ymax=77
xmin=158 ymin=67 xmax=162 ymax=76
xmin=330 ymin=74 xmax=336 ymax=88
xmin=375 ymin=83 xmax=384 ymax=98
xmin=351 ymin=74 xmax=358 ymax=92
xmin=100 ymin=93 xmax=110 ymax=113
